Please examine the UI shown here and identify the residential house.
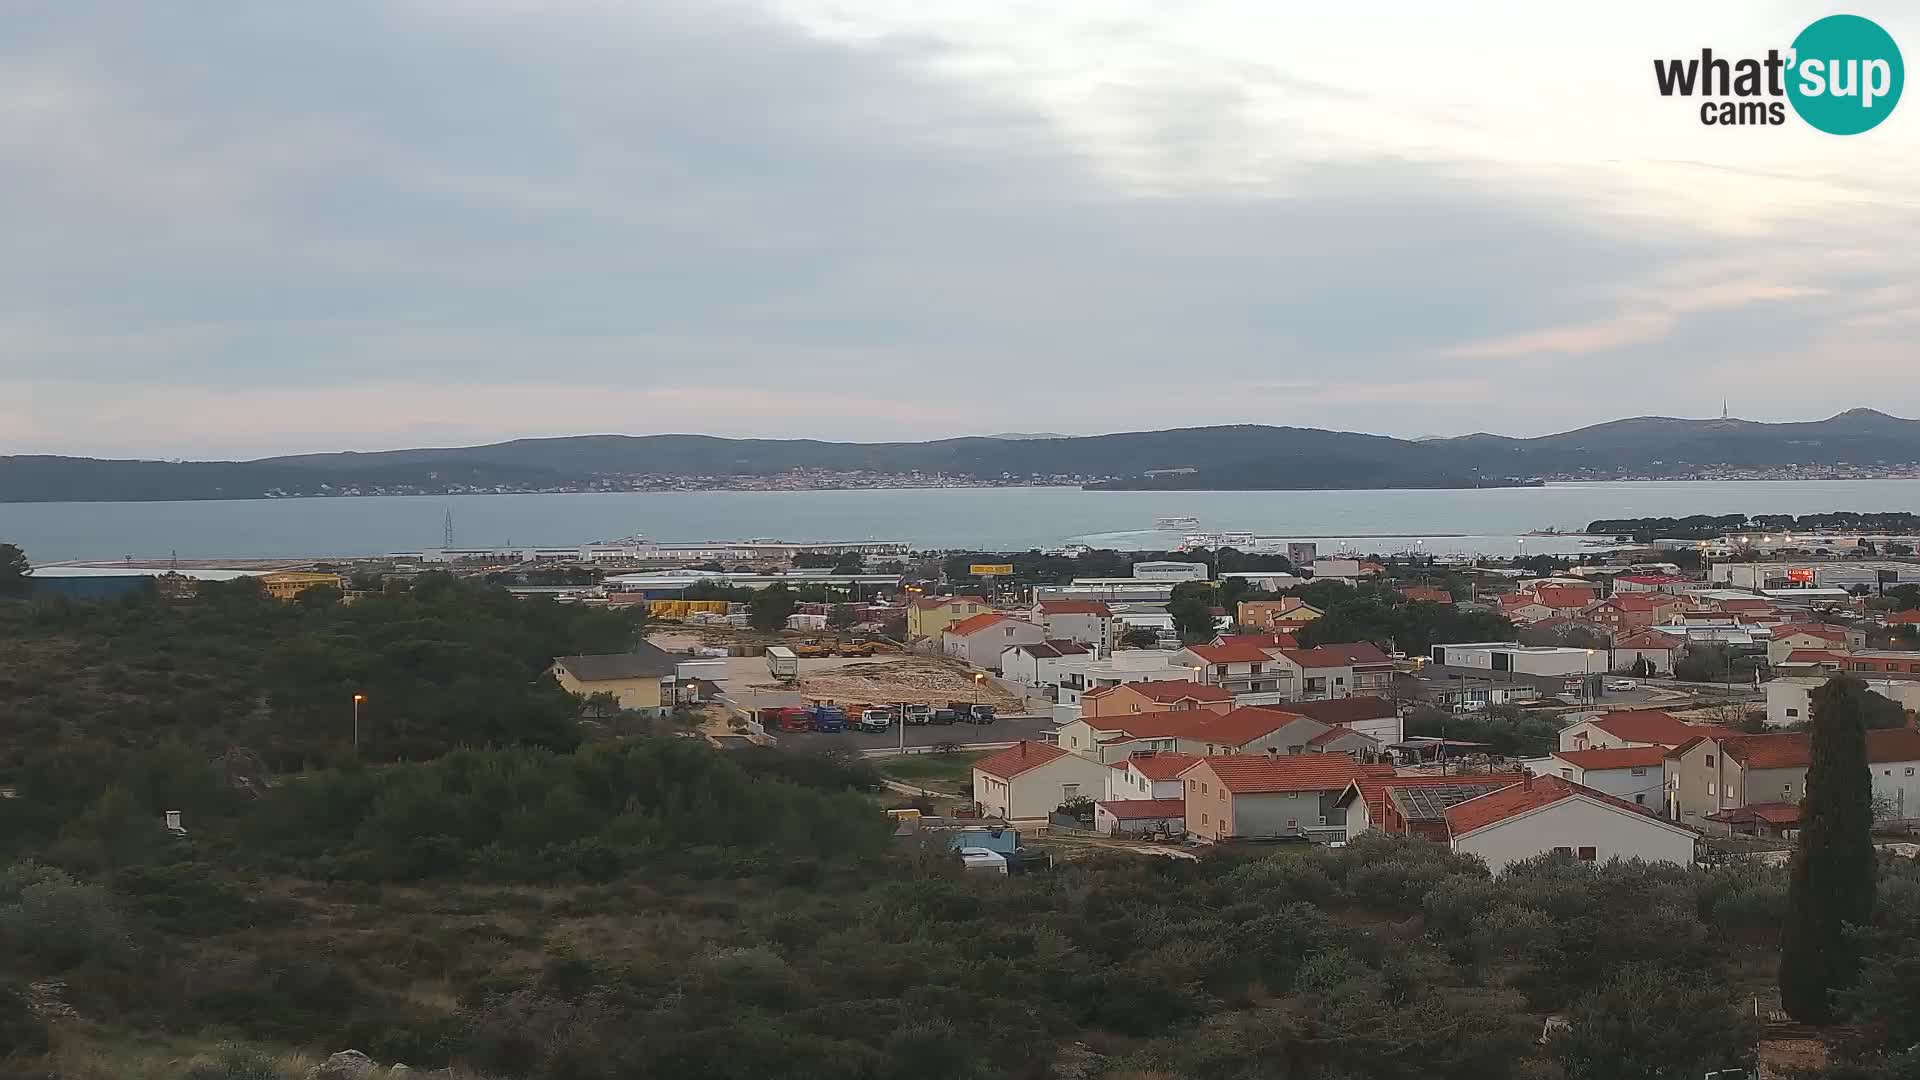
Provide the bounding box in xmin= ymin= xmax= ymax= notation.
xmin=1497 ymin=594 xmax=1559 ymax=625
xmin=1703 ymin=802 xmax=1801 ymax=839
xmin=1182 ymin=707 xmax=1335 ymax=757
xmin=1612 ymin=574 xmax=1693 ymax=594
xmin=1398 ymin=586 xmax=1454 ymax=605
xmin=999 ymin=639 xmax=1092 ymax=688
xmin=1843 ymin=650 xmax=1920 ymax=681
xmin=1582 ymin=593 xmax=1683 ymax=634
xmin=1210 ymin=631 xmax=1299 ymax=649
xmin=971 ymin=741 xmax=1112 ymax=820
xmin=1884 ymin=610 xmax=1920 ymax=627
xmin=906 ymin=594 xmax=989 ymax=640
xmin=1610 ymin=629 xmax=1683 ymax=675
xmin=1542 ymin=746 xmax=1668 ymax=812
xmin=1767 ymin=624 xmax=1858 ymax=665
xmin=942 ymin=613 xmax=1046 ymax=671
xmin=1336 ymin=772 xmax=1527 ymax=841
xmin=1182 ymin=755 xmax=1390 ymax=843
xmin=1078 ymin=679 xmax=1235 ymax=720
xmin=1306 ymin=725 xmax=1385 ymax=760
xmin=1283 ymin=695 xmax=1405 ymax=744
xmin=1030 ymin=599 xmax=1116 ymax=654
xmin=1056 ymin=713 xmax=1199 ymax=762
xmin=1444 ymin=774 xmax=1697 ymax=874
xmin=549 ymin=644 xmax=680 ymax=715
xmin=1056 ymin=653 xmax=1194 ymax=708
xmin=1268 ymin=643 xmax=1395 ymax=700
xmin=259 ymin=571 xmax=345 ymax=601
xmin=1558 ymin=709 xmax=1730 ymax=753
xmin=1176 ymin=642 xmax=1294 ymax=701
xmin=1668 ymin=726 xmax=1920 ymax=825
xmin=1236 ymin=598 xmax=1323 ymax=633
xmin=1093 ymin=798 xmax=1187 ymax=837
xmin=1664 ymin=731 xmax=1808 ymax=826
xmin=1774 ymin=650 xmax=1849 ymax=677
xmin=1104 ymin=751 xmax=1205 ymax=802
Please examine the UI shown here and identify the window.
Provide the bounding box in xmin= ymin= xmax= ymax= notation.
xmin=1786 ymin=708 xmax=1800 ymax=717
xmin=1286 ymin=818 xmax=1298 ymax=828
xmin=1577 ymin=846 xmax=1597 ymax=862
xmin=1062 ymin=784 xmax=1079 ymax=799
xmin=1218 ymin=789 xmax=1225 ymax=801
xmin=1201 ymin=783 xmax=1209 ymax=794
xmin=1783 ymin=784 xmax=1793 ymax=795
xmin=1201 ymin=813 xmax=1209 ymax=825
xmin=1560 ymin=768 xmax=1573 ymax=779
xmin=1553 ymin=846 xmax=1572 ymax=856
xmin=1908 ymin=768 xmax=1916 ymax=777
xmin=1634 ymin=794 xmax=1646 ymax=806
xmin=1707 ymin=782 xmax=1716 ymax=796
xmin=1705 ymin=754 xmax=1715 ymax=767
xmin=1631 ymin=767 xmax=1647 ymax=776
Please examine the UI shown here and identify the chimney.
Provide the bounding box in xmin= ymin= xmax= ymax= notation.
xmin=1520 ymin=773 xmax=1533 ymax=791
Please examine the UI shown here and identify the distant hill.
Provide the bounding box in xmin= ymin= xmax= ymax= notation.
xmin=5 ymin=410 xmax=1919 ymax=501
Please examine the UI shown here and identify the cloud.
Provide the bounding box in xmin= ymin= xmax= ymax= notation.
xmin=0 ymin=1 xmax=1917 ymax=456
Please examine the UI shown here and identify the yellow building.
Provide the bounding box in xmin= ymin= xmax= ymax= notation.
xmin=259 ymin=571 xmax=344 ymax=601
xmin=906 ymin=594 xmax=990 ymax=640
xmin=549 ymin=643 xmax=680 ymax=716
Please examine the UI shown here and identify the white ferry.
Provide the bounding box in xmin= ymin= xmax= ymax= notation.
xmin=1154 ymin=515 xmax=1201 ymax=530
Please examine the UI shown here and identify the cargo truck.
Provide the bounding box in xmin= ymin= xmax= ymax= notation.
xmin=765 ymin=646 xmax=799 ymax=682
xmin=856 ymin=708 xmax=893 ymax=734
xmin=809 ymin=704 xmax=848 ymax=733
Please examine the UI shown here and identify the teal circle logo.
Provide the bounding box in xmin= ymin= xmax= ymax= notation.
xmin=1787 ymin=14 xmax=1903 ymax=134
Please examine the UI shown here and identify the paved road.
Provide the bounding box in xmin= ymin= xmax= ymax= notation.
xmin=774 ymin=714 xmax=1056 ymax=752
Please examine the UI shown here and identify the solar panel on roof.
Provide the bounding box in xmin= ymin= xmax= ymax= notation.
xmin=1391 ymin=782 xmax=1512 ymax=821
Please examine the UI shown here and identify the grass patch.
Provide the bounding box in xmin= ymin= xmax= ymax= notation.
xmin=875 ymin=750 xmax=985 ymax=788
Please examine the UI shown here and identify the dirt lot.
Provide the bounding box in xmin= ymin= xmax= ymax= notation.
xmin=795 ymin=656 xmax=1023 ymax=712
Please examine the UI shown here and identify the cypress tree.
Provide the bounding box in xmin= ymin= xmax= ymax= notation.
xmin=1779 ymin=674 xmax=1878 ymax=1023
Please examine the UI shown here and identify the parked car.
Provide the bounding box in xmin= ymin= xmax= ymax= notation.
xmin=1452 ymin=700 xmax=1488 ymax=715
xmin=1606 ymin=678 xmax=1638 ymax=691
xmin=857 ymin=708 xmax=893 ymax=734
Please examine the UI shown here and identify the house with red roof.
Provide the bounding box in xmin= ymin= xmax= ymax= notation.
xmin=1175 ymin=641 xmax=1292 ymax=698
xmin=1060 ymin=682 xmax=1236 ymax=761
xmin=1842 ymin=650 xmax=1920 ymax=681
xmin=1557 ymin=709 xmax=1731 ymax=753
xmin=1543 ymin=745 xmax=1669 ymax=812
xmin=1269 ymin=643 xmax=1396 ymax=699
xmin=1184 ymin=706 xmax=1341 ymax=758
xmin=1776 ymin=649 xmax=1849 ymax=675
xmin=1104 ymin=751 xmax=1205 ymax=802
xmin=1612 ymin=574 xmax=1693 ymax=594
xmin=942 ymin=612 xmax=1045 ymax=671
xmin=1181 ymin=755 xmax=1392 ymax=843
xmin=906 ymin=594 xmax=989 ymax=640
xmin=1283 ymin=695 xmax=1404 ymax=744
xmin=1093 ymin=797 xmax=1188 ymax=837
xmin=1583 ymin=593 xmax=1683 ymax=633
xmin=1885 ymin=609 xmax=1920 ymax=627
xmin=1443 ymin=774 xmax=1697 ymax=874
xmin=1398 ymin=586 xmax=1454 ymax=605
xmin=1334 ymin=772 xmax=1528 ymax=842
xmin=1610 ymin=628 xmax=1683 ymax=676
xmin=971 ymin=741 xmax=1112 ymax=821
xmin=1668 ymin=724 xmax=1920 ymax=826
xmin=1029 ymin=599 xmax=1116 ymax=653
xmin=1236 ymin=598 xmax=1324 ymax=633
xmin=1210 ymin=631 xmax=1299 ymax=650
xmin=1767 ymin=623 xmax=1861 ymax=664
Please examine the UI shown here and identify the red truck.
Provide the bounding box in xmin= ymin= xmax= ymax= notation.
xmin=760 ymin=706 xmax=813 ymax=733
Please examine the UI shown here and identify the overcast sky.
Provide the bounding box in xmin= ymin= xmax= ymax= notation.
xmin=2 ymin=1 xmax=1917 ymax=458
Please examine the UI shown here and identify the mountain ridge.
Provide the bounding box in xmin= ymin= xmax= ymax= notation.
xmin=4 ymin=410 xmax=1918 ymax=502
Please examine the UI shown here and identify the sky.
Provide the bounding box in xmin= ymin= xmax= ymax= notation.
xmin=1 ymin=0 xmax=1917 ymax=459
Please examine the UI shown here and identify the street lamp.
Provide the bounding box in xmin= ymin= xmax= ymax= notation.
xmin=973 ymin=671 xmax=984 ymax=708
xmin=351 ymin=693 xmax=366 ymax=751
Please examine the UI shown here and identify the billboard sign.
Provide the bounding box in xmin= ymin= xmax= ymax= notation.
xmin=1786 ymin=567 xmax=1815 ymax=584
xmin=970 ymin=564 xmax=1014 ymax=576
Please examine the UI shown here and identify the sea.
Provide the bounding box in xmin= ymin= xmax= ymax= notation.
xmin=8 ymin=479 xmax=1920 ymax=564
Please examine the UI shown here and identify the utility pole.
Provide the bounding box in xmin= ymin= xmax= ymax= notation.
xmin=352 ymin=693 xmax=366 ymax=752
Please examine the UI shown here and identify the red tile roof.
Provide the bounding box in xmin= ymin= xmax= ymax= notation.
xmin=1192 ymin=754 xmax=1388 ymax=794
xmin=1886 ymin=610 xmax=1920 ymax=625
xmin=1184 ymin=643 xmax=1283 ymax=664
xmin=1105 ymin=679 xmax=1233 ymax=704
xmin=1308 ymin=727 xmax=1371 ymax=747
xmin=973 ymin=740 xmax=1070 ymax=780
xmin=1096 ymin=797 xmax=1188 ymax=821
xmin=1091 ymin=714 xmax=1212 ymax=739
xmin=1584 ymin=710 xmax=1730 ymax=747
xmin=1552 ymin=746 xmax=1669 ymax=771
xmin=1214 ymin=632 xmax=1300 ymax=649
xmin=1716 ymin=598 xmax=1776 ymax=612
xmin=1284 ymin=696 xmax=1397 ymax=725
xmin=1344 ymin=772 xmax=1529 ymax=827
xmin=1719 ymin=732 xmax=1809 ymax=770
xmin=1037 ymin=600 xmax=1113 ymax=617
xmin=1191 ymin=707 xmax=1312 ymax=748
xmin=1775 ymin=624 xmax=1850 ymax=641
xmin=1399 ymin=587 xmax=1453 ymax=604
xmin=1781 ymin=650 xmax=1849 ymax=665
xmin=1599 ymin=594 xmax=1674 ymax=612
xmin=1281 ymin=643 xmax=1392 ymax=668
xmin=1706 ymin=801 xmax=1801 ymax=827
xmin=1868 ymin=726 xmax=1920 ymax=763
xmin=1117 ymin=751 xmax=1205 ymax=780
xmin=1614 ymin=629 xmax=1680 ymax=649
xmin=944 ymin=611 xmax=1008 ymax=636
xmin=1534 ymin=586 xmax=1599 ymax=609
xmin=1443 ymin=774 xmax=1669 ymax=837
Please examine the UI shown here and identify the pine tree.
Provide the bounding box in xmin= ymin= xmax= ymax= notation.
xmin=1779 ymin=674 xmax=1878 ymax=1023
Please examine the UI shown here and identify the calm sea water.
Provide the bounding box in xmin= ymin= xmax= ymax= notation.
xmin=7 ymin=480 xmax=1920 ymax=563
